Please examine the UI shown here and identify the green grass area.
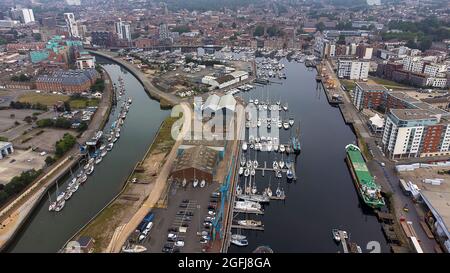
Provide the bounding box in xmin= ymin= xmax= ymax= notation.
xmin=149 ymin=116 xmax=178 ymax=154
xmin=78 ymin=203 xmax=126 ymax=253
xmin=369 ymin=76 xmax=410 ymax=89
xmin=340 ymin=79 xmax=357 ymax=91
xmin=18 ymin=93 xmax=69 ymax=106
xmin=69 ymin=98 xmax=100 ymax=109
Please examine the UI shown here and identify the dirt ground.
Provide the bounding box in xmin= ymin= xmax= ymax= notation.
xmin=0 ymin=109 xmax=44 ymax=132
xmin=0 ymin=148 xmax=46 ymax=185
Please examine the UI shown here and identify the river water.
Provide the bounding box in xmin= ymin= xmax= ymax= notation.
xmin=7 ymin=60 xmax=169 ymax=252
xmin=228 ymin=58 xmax=389 ymax=253
xmin=8 ymin=57 xmax=388 ymax=253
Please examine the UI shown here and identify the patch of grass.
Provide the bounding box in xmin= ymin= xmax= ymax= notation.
xmin=69 ymin=98 xmax=100 ymax=109
xmin=149 ymin=117 xmax=178 ymax=154
xmin=340 ymin=79 xmax=356 ymax=91
xmin=18 ymin=93 xmax=69 ymax=106
xmin=78 ymin=203 xmax=126 ymax=253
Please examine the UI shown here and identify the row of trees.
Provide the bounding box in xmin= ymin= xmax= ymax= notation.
xmin=383 ymin=17 xmax=450 ymax=51
xmin=37 ymin=117 xmax=72 ymax=129
xmin=10 ymin=74 xmax=31 ymax=82
xmin=91 ymin=78 xmax=105 ymax=93
xmin=55 ymin=133 xmax=76 ymax=158
xmin=0 ymin=169 xmax=43 ymax=207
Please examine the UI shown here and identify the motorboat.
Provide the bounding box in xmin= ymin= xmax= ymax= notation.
xmin=279 ymin=145 xmax=286 ymax=153
xmin=55 ymin=200 xmax=65 ymax=212
xmin=99 ymin=144 xmax=106 ymax=151
xmin=79 ymin=174 xmax=88 ymax=184
xmin=289 ymin=117 xmax=294 ymax=127
xmin=254 ymin=99 xmax=259 ymax=105
xmin=287 ymin=168 xmax=294 ymax=180
xmin=231 ymin=239 xmax=248 ymax=247
xmin=253 ymin=160 xmax=258 ymax=169
xmin=113 ymin=137 xmax=118 ymax=143
xmin=250 ymin=168 xmax=256 ymax=176
xmin=64 ymin=189 xmax=73 ymax=200
xmin=86 ymin=164 xmax=94 ymax=175
xmin=101 ymin=150 xmax=107 ymax=158
xmin=265 ymin=187 xmax=273 ymax=197
xmin=278 ymin=121 xmax=282 ymax=128
xmin=237 ymin=219 xmax=263 ymax=227
xmin=240 ymin=155 xmax=246 ymax=167
xmin=283 ymin=121 xmax=289 ymax=129
xmin=239 ymin=167 xmax=244 ymax=175
xmin=234 ymin=201 xmax=262 ymax=213
xmin=237 ymin=194 xmax=270 ymax=203
xmin=231 ymin=234 xmax=247 ymax=240
xmin=286 ymin=159 xmax=292 ymax=169
xmin=276 ymin=170 xmax=282 ymax=178
xmin=236 ymin=184 xmax=242 ymax=195
xmin=200 ymin=180 xmax=206 ymax=188
xmin=193 ymin=179 xmax=199 ymax=188
xmin=95 ymin=156 xmax=102 ymax=165
xmin=121 ymin=245 xmax=147 ymax=253
xmin=283 ymin=103 xmax=288 ymax=111
xmin=242 ymin=142 xmax=248 ymax=151
xmin=279 ymin=160 xmax=285 ymax=169
xmin=106 ymin=143 xmax=113 ymax=152
xmin=272 ymin=161 xmax=279 ymax=170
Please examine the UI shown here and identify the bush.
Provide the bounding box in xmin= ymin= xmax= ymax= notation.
xmin=45 ymin=156 xmax=56 ymax=166
xmin=55 ymin=133 xmax=76 ymax=158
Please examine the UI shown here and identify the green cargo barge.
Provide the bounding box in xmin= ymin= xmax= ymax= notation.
xmin=345 ymin=144 xmax=385 ymax=209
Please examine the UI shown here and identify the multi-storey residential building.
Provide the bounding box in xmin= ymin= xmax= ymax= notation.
xmin=381 ymin=109 xmax=450 ymax=159
xmin=423 ymin=63 xmax=447 ymax=77
xmin=64 ymin=13 xmax=80 ymax=38
xmin=352 ymin=83 xmax=388 ymax=111
xmin=10 ymin=8 xmax=35 ymax=24
xmin=91 ymin=31 xmax=116 ymax=47
xmin=338 ymin=59 xmax=370 ymax=80
xmin=115 ymin=19 xmax=131 ymax=41
xmin=401 ymin=56 xmax=424 ymax=73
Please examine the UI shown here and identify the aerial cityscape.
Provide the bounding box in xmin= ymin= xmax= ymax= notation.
xmin=0 ymin=0 xmax=449 ymax=256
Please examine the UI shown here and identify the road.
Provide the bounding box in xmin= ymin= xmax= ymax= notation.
xmin=324 ymin=60 xmax=437 ymax=253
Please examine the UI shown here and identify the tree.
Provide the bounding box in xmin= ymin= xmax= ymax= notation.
xmin=33 ymin=33 xmax=42 ymax=41
xmin=315 ymin=22 xmax=326 ymax=32
xmin=45 ymin=156 xmax=56 ymax=166
xmin=232 ymin=22 xmax=237 ymax=29
xmin=253 ymin=25 xmax=265 ymax=37
xmin=55 ymin=133 xmax=76 ymax=158
xmin=23 ymin=116 xmax=33 ymax=124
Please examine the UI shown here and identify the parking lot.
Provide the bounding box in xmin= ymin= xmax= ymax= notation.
xmin=140 ymin=180 xmax=221 ymax=253
xmin=0 ymin=148 xmax=46 ymax=184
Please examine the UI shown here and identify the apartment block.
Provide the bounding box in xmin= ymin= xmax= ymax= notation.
xmin=338 ymin=59 xmax=370 ymax=80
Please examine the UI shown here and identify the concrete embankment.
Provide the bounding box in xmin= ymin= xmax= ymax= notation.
xmin=89 ymin=50 xmax=180 ymax=107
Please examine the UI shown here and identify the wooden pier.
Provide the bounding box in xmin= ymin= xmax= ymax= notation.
xmin=231 ymin=225 xmax=264 ymax=231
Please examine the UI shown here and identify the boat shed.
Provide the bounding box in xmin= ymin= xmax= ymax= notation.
xmin=171 ymin=145 xmax=219 ymax=183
